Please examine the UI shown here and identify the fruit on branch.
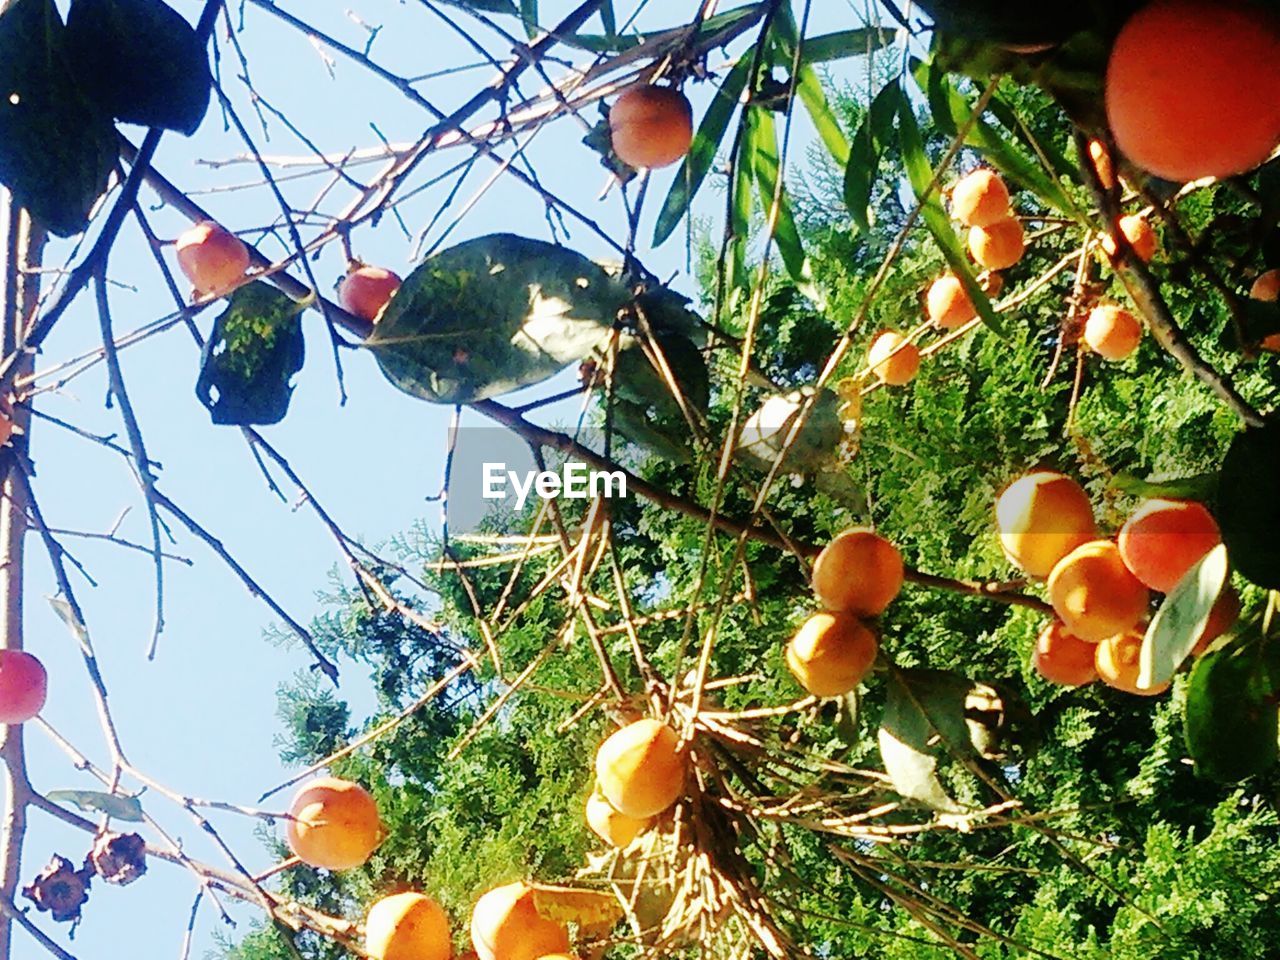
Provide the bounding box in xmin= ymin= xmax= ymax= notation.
xmin=286 ymin=777 xmax=384 ymax=870
xmin=968 ymin=218 xmax=1025 ymax=270
xmin=1048 ymin=540 xmax=1151 ymax=643
xmin=811 ymin=528 xmax=904 ymax=617
xmin=1191 ymin=585 xmax=1241 ymax=656
xmin=471 ymin=882 xmax=571 ymax=960
xmin=585 ymin=789 xmax=650 ymax=848
xmin=22 ymin=855 xmax=92 ymax=924
xmin=1087 ymin=139 xmax=1116 ymax=191
xmin=175 ymin=221 xmax=250 ymax=298
xmin=786 ymin=612 xmax=879 ymax=697
xmin=1105 ymin=0 xmax=1280 ymax=182
xmin=1101 ymin=213 xmax=1158 ymax=263
xmin=867 ymin=330 xmax=921 ymax=386
xmin=950 ymin=168 xmax=1012 ymax=227
xmin=88 ymin=831 xmax=147 ymax=886
xmin=995 ymin=470 xmax=1098 ymax=578
xmin=926 ymin=274 xmax=976 ymax=330
xmin=980 ymin=271 xmax=1004 ymax=300
xmin=1094 ymin=628 xmax=1169 ymax=696
xmin=0 ymin=649 xmax=47 ymax=723
xmin=1083 ymin=304 xmax=1143 ymax=360
xmin=595 ymin=719 xmax=686 ymax=819
xmin=340 ymin=265 xmax=403 ymax=322
xmin=1117 ymin=498 xmax=1222 ymax=592
xmin=366 ymin=891 xmax=452 ymax=960
xmin=608 ymin=85 xmax=694 ymax=170
xmin=1032 ymin=620 xmax=1099 ymax=687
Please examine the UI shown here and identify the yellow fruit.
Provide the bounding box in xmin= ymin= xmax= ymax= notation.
xmin=594 ymin=719 xmax=685 ymax=819
xmin=286 ymin=777 xmax=383 ymax=871
xmin=609 ymin=86 xmax=694 ymax=170
xmin=951 ymin=169 xmax=1012 ymax=227
xmin=471 ymin=882 xmax=570 ymax=960
xmin=1094 ymin=628 xmax=1169 ymax=696
xmin=786 ymin=612 xmax=878 ymax=697
xmin=867 ymin=330 xmax=921 ymax=386
xmin=926 ymin=274 xmax=976 ymax=330
xmin=366 ymin=892 xmax=452 ymax=960
xmin=1083 ymin=304 xmax=1143 ymax=361
xmin=1102 ymin=213 xmax=1158 ymax=263
xmin=994 ymin=470 xmax=1098 ymax=578
xmin=810 ymin=528 xmax=904 ymax=617
xmin=968 ymin=219 xmax=1026 ymax=270
xmin=1048 ymin=540 xmax=1151 ymax=643
xmin=585 ymin=790 xmax=650 ymax=848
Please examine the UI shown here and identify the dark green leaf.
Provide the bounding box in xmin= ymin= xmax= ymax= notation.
xmin=1217 ymin=422 xmax=1280 ymax=589
xmin=769 ymin=10 xmax=850 ymax=167
xmin=800 ymin=28 xmax=895 ymax=65
xmin=518 ymin=0 xmax=537 ymax=38
xmin=1139 ymin=545 xmax=1228 ymax=689
xmin=912 ymin=0 xmax=1092 ymax=47
xmin=48 ymin=789 xmax=145 ymax=822
xmin=564 ymin=5 xmax=762 ymax=55
xmin=66 ymin=0 xmax=211 ymax=135
xmin=843 ymin=79 xmax=900 ymax=234
xmin=1111 ymin=471 xmax=1219 ymax=502
xmin=195 ymin=282 xmax=307 ymax=426
xmin=1184 ymin=628 xmax=1279 ymax=783
xmin=0 ymin=0 xmax=116 ymax=236
xmin=368 ymin=234 xmax=623 ymax=404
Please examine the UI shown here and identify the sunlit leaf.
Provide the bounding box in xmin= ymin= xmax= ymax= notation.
xmin=48 ymin=789 xmax=145 ymax=823
xmin=843 ymin=79 xmax=900 ymax=234
xmin=1139 ymin=545 xmax=1228 ymax=689
xmin=746 ymin=108 xmax=818 ymax=303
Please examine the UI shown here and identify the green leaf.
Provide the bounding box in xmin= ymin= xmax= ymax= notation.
xmin=66 ymin=0 xmax=211 ymax=135
xmin=564 ymin=5 xmax=762 ymax=55
xmin=911 ymin=0 xmax=1090 ymax=47
xmin=518 ymin=0 xmax=537 ymax=38
xmin=1184 ymin=628 xmax=1279 ymax=783
xmin=195 ymin=282 xmax=307 ymax=426
xmin=897 ymin=94 xmax=1007 ymax=337
xmin=368 ymin=234 xmax=624 ymax=404
xmin=48 ymin=789 xmax=145 ymax=823
xmin=843 ymin=79 xmax=900 ymax=234
xmin=746 ymin=108 xmax=818 ymax=303
xmin=1111 ymin=471 xmax=1219 ymax=502
xmin=1139 ymin=545 xmax=1229 ymax=689
xmin=1217 ymin=422 xmax=1280 ymax=589
xmin=799 ymin=27 xmax=895 ymax=65
xmin=653 ymin=48 xmax=755 ymax=247
xmin=0 ymin=0 xmax=116 ymax=237
xmin=769 ymin=10 xmax=851 ymax=167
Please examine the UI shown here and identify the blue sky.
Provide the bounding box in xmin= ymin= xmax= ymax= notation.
xmin=15 ymin=2 xmax=878 ymax=956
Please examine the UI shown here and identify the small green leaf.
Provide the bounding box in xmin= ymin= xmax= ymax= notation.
xmin=746 ymin=108 xmax=818 ymax=303
xmin=843 ymin=79 xmax=900 ymax=234
xmin=1111 ymin=471 xmax=1219 ymax=502
xmin=195 ymin=282 xmax=307 ymax=426
xmin=1184 ymin=628 xmax=1279 ymax=783
xmin=1218 ymin=422 xmax=1280 ymax=589
xmin=1139 ymin=545 xmax=1229 ymax=689
xmin=518 ymin=0 xmax=538 ymax=37
xmin=48 ymin=789 xmax=145 ymax=823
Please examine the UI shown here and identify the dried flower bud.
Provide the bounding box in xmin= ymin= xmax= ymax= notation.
xmin=89 ymin=832 xmax=147 ymax=886
xmin=22 ymin=855 xmax=92 ymax=923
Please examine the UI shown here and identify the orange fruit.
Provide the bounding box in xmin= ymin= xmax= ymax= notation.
xmin=1032 ymin=621 xmax=1099 ymax=687
xmin=286 ymin=777 xmax=384 ymax=871
xmin=867 ymin=330 xmax=920 ymax=386
xmin=1083 ymin=304 xmax=1143 ymax=360
xmin=176 ymin=221 xmax=250 ymax=297
xmin=968 ymin=219 xmax=1025 ymax=270
xmin=1048 ymin=540 xmax=1151 ymax=643
xmin=994 ymin=470 xmax=1098 ymax=578
xmin=951 ymin=169 xmax=1012 ymax=227
xmin=1191 ymin=585 xmax=1241 ymax=656
xmin=1105 ymin=0 xmax=1280 ymax=182
xmin=980 ymin=271 xmax=1004 ymax=300
xmin=1117 ymin=498 xmax=1222 ymax=593
xmin=1251 ymin=268 xmax=1280 ymax=302
xmin=0 ymin=650 xmax=47 ymax=724
xmin=1094 ymin=628 xmax=1169 ymax=696
xmin=594 ymin=719 xmax=685 ymax=818
xmin=341 ymin=266 xmax=402 ymax=322
xmin=926 ymin=274 xmax=976 ymax=330
xmin=811 ymin=528 xmax=904 ymax=617
xmin=471 ymin=882 xmax=570 ymax=960
xmin=1088 ymin=139 xmax=1116 ymax=190
xmin=366 ymin=892 xmax=452 ymax=960
xmin=1101 ymin=213 xmax=1158 ymax=263
xmin=785 ymin=612 xmax=879 ymax=698
xmin=609 ymin=86 xmax=694 ymax=170
xmin=584 ymin=789 xmax=650 ymax=848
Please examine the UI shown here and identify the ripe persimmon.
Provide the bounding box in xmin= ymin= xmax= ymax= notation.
xmin=341 ymin=265 xmax=402 ymax=322
xmin=1094 ymin=628 xmax=1169 ymax=696
xmin=1083 ymin=304 xmax=1143 ymax=361
xmin=1048 ymin=540 xmax=1151 ymax=643
xmin=1105 ymin=0 xmax=1280 ymax=182
xmin=995 ymin=470 xmax=1098 ymax=578
xmin=595 ymin=719 xmax=685 ymax=819
xmin=811 ymin=528 xmax=904 ymax=617
xmin=1117 ymin=498 xmax=1222 ymax=593
xmin=1251 ymin=269 xmax=1280 ymax=302
xmin=471 ymin=882 xmax=570 ymax=960
xmin=1102 ymin=213 xmax=1158 ymax=263
xmin=176 ymin=221 xmax=250 ymax=297
xmin=1032 ymin=621 xmax=1099 ymax=687
xmin=366 ymin=892 xmax=452 ymax=960
xmin=286 ymin=777 xmax=384 ymax=871
xmin=0 ymin=650 xmax=47 ymax=724
xmin=926 ymin=274 xmax=976 ymax=330
xmin=951 ymin=169 xmax=1011 ymax=227
xmin=968 ymin=219 xmax=1025 ymax=271
xmin=867 ymin=330 xmax=920 ymax=386
xmin=786 ymin=612 xmax=878 ymax=698
xmin=1191 ymin=585 xmax=1241 ymax=656
xmin=609 ymin=86 xmax=694 ymax=170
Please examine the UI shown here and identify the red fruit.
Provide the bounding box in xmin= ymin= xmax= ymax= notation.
xmin=0 ymin=650 xmax=47 ymax=724
xmin=1032 ymin=621 xmax=1099 ymax=687
xmin=1117 ymin=499 xmax=1222 ymax=593
xmin=175 ymin=221 xmax=250 ymax=297
xmin=609 ymin=86 xmax=694 ymax=170
xmin=340 ymin=266 xmax=403 ymax=322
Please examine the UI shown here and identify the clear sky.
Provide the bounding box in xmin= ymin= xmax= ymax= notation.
xmin=15 ymin=2 xmax=876 ymax=956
